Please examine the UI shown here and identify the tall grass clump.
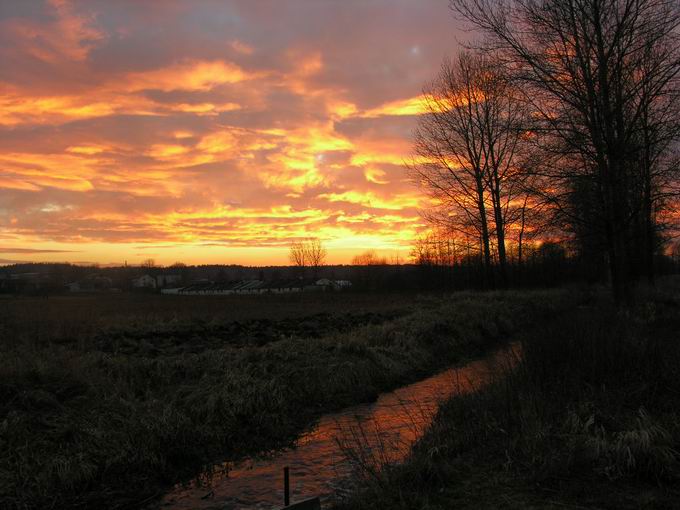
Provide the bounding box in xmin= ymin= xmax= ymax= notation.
xmin=494 ymin=303 xmax=680 ymax=483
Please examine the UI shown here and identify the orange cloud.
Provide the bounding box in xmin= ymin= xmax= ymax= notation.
xmin=0 ymin=90 xmax=160 ymax=126
xmin=319 ymin=191 xmax=421 ymax=210
xmin=362 ymin=96 xmax=428 ymax=117
xmin=124 ymin=60 xmax=256 ymax=92
xmin=0 ymin=1 xmax=455 ymax=265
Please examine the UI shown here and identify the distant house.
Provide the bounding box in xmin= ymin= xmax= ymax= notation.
xmin=132 ymin=274 xmax=156 ymax=289
xmin=264 ymin=279 xmax=304 ymax=293
xmin=66 ymin=282 xmax=83 ymax=292
xmin=132 ymin=273 xmax=182 ymax=289
xmin=156 ymin=274 xmax=181 ymax=288
xmin=315 ymin=278 xmax=352 ymax=290
xmin=160 ymin=278 xmax=352 ymax=296
xmin=66 ymin=274 xmax=113 ymax=293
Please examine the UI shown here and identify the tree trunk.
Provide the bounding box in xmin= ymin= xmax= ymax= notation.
xmin=492 ymin=190 xmax=508 ymax=288
xmin=476 ymin=180 xmax=494 ymax=289
xmin=642 ymin=117 xmax=656 ymax=286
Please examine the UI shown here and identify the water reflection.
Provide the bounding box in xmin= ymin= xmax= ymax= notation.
xmin=156 ymin=345 xmax=517 ymax=510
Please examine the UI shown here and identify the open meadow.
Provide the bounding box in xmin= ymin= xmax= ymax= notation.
xmin=0 ymin=289 xmax=574 ymax=509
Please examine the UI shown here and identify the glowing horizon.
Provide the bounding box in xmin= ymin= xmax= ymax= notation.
xmin=0 ymin=1 xmax=464 ymax=266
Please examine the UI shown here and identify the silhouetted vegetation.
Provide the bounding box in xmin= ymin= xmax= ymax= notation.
xmin=409 ymin=0 xmax=680 ymax=303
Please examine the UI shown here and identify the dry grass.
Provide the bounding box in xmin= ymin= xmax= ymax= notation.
xmin=336 ymin=284 xmax=680 ymax=509
xmin=0 ymin=289 xmax=567 ymax=509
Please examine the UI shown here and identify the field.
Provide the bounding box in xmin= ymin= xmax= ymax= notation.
xmin=0 ymin=292 xmax=416 ymax=351
xmin=0 ymin=289 xmax=572 ymax=509
xmin=337 ymin=281 xmax=680 ymax=509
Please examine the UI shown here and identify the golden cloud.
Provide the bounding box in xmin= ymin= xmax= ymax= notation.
xmin=319 ymin=191 xmax=421 ymax=210
xmin=124 ymin=60 xmax=256 ymax=92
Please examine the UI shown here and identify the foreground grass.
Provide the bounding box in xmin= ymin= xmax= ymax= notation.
xmin=337 ymin=284 xmax=680 ymax=509
xmin=0 ymin=290 xmax=569 ymax=509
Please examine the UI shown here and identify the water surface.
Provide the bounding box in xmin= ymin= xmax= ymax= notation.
xmin=156 ymin=345 xmax=516 ymax=509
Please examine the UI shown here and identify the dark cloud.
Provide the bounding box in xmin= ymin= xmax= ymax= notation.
xmin=0 ymin=247 xmax=78 ymax=253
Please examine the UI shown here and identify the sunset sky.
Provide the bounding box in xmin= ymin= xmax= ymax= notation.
xmin=0 ymin=0 xmax=467 ymax=266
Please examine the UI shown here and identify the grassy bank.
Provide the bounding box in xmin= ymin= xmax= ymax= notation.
xmin=337 ymin=284 xmax=680 ymax=509
xmin=1 ymin=290 xmax=569 ymax=509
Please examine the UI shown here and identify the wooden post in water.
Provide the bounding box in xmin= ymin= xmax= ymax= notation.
xmin=281 ymin=466 xmax=320 ymax=509
xmin=284 ymin=466 xmax=290 ymax=506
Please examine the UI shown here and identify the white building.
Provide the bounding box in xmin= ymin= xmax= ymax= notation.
xmin=132 ymin=274 xmax=156 ymax=288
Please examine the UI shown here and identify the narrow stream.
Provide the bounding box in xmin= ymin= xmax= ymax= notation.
xmin=155 ymin=344 xmax=517 ymax=510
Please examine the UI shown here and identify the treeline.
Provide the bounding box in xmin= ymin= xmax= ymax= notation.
xmin=411 ymin=234 xmax=680 ymax=290
xmin=11 ymin=256 xmax=676 ymax=295
xmin=409 ymin=0 xmax=680 ymax=303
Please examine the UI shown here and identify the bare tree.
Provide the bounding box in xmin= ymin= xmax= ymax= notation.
xmin=451 ymin=0 xmax=680 ymax=303
xmin=634 ymin=57 xmax=680 ymax=283
xmin=141 ymin=258 xmax=156 ymax=269
xmin=289 ymin=238 xmax=327 ymax=275
xmin=304 ymin=238 xmax=327 ymax=270
xmin=409 ymin=51 xmax=531 ymax=287
xmin=352 ymin=250 xmax=388 ymax=265
xmin=289 ymin=241 xmax=306 ymax=268
xmin=411 ymin=228 xmax=462 ymax=267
